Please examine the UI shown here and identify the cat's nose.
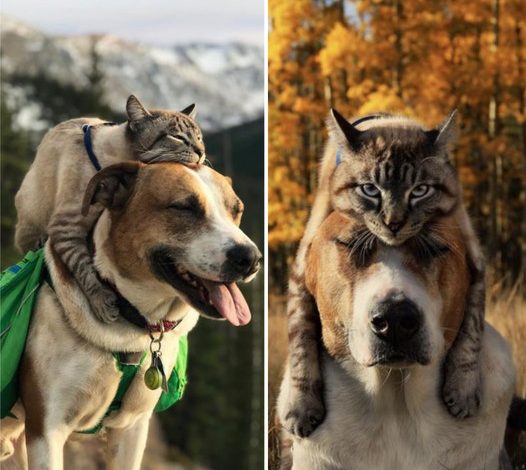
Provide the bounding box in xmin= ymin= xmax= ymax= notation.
xmin=385 ymin=221 xmax=403 ymax=234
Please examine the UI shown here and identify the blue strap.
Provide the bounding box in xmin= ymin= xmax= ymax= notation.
xmin=82 ymin=124 xmax=102 ymax=171
xmin=336 ymin=149 xmax=342 ymax=166
xmin=350 ymin=113 xmax=387 ymax=128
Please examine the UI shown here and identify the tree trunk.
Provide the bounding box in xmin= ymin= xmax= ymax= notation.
xmin=488 ymin=0 xmax=501 ymax=271
xmin=393 ymin=0 xmax=405 ymax=98
xmin=515 ymin=19 xmax=526 ymax=282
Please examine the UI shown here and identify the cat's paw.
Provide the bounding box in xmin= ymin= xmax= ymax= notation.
xmin=442 ymin=366 xmax=481 ymax=419
xmin=281 ymin=387 xmax=325 ymax=438
xmin=89 ymin=286 xmax=119 ymax=323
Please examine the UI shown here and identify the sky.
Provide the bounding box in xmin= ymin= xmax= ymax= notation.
xmin=0 ymin=0 xmax=264 ymax=46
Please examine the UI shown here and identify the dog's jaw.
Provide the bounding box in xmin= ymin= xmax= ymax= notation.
xmin=349 ymin=248 xmax=443 ymax=369
xmin=92 ymin=211 xmax=196 ymax=326
xmin=148 ymin=246 xmax=252 ymax=326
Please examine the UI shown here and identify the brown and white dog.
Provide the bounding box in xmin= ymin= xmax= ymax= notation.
xmin=278 ymin=212 xmax=515 ymax=470
xmin=1 ymin=161 xmax=261 ymax=469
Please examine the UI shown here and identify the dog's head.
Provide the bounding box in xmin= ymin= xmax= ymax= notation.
xmin=305 ymin=212 xmax=470 ymax=367
xmin=82 ymin=161 xmax=262 ymax=326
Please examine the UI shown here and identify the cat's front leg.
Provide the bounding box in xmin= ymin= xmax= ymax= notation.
xmin=280 ymin=267 xmax=325 ymax=438
xmin=442 ymin=255 xmax=485 ymax=418
xmin=48 ymin=207 xmax=119 ymax=323
xmin=280 ymin=181 xmax=335 ymax=438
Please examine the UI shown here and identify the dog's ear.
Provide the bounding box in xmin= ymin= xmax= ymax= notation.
xmin=180 ymin=103 xmax=197 ymax=120
xmin=82 ymin=162 xmax=143 ymax=216
xmin=126 ymin=95 xmax=152 ymax=131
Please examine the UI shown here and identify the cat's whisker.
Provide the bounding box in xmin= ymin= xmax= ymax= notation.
xmin=427 ymin=231 xmax=464 ymax=259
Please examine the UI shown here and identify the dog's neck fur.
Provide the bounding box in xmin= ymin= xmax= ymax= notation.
xmin=280 ymin=326 xmax=515 ymax=470
xmin=338 ymin=352 xmax=442 ymax=410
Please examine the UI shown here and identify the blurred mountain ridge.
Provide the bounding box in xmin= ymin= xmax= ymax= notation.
xmin=0 ymin=15 xmax=264 ymax=131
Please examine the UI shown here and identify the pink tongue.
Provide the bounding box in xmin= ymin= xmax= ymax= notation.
xmin=202 ymin=281 xmax=252 ymax=326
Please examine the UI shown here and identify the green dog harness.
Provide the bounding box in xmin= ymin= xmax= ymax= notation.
xmin=0 ymin=249 xmax=188 ymax=428
xmin=1 ymin=250 xmax=45 ymax=418
xmin=78 ymin=336 xmax=188 ymax=434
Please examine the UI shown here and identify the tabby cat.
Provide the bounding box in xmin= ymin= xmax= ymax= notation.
xmin=281 ymin=110 xmax=485 ymax=437
xmin=15 ymin=95 xmax=206 ymax=323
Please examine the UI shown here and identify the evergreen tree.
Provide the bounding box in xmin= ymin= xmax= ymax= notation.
xmin=0 ymin=93 xmax=31 ymax=266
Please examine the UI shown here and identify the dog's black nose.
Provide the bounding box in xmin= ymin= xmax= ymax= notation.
xmin=226 ymin=244 xmax=262 ymax=277
xmin=370 ymin=298 xmax=422 ymax=344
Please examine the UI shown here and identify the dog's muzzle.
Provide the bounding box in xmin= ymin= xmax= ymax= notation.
xmin=368 ymin=296 xmax=429 ymax=366
xmin=223 ymin=243 xmax=262 ymax=280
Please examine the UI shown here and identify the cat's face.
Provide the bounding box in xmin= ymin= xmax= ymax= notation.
xmin=329 ymin=111 xmax=460 ymax=246
xmin=126 ymin=95 xmax=205 ymax=164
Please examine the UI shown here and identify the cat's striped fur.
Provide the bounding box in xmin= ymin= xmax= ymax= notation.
xmin=14 ymin=95 xmax=205 ymax=324
xmin=282 ymin=110 xmax=486 ymax=437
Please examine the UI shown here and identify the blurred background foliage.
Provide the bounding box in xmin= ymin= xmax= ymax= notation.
xmin=1 ymin=44 xmax=264 ymax=470
xmin=268 ymin=0 xmax=526 ymax=292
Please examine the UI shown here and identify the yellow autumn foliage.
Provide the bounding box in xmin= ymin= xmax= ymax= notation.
xmin=269 ymin=0 xmax=526 ymax=290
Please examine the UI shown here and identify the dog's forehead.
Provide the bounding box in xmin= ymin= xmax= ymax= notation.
xmin=313 ymin=212 xmax=468 ymax=302
xmin=313 ymin=213 xmax=429 ymax=283
xmin=192 ymin=165 xmax=235 ymax=195
xmin=140 ymin=163 xmax=234 ymax=204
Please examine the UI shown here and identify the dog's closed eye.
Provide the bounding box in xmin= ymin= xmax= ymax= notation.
xmin=334 ymin=230 xmax=378 ymax=267
xmin=231 ymin=200 xmax=244 ymax=218
xmin=167 ymin=195 xmax=204 ymax=216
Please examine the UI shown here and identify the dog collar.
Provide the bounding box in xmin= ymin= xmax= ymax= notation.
xmin=82 ymin=122 xmax=117 ymax=172
xmin=112 ymin=284 xmax=184 ymax=333
xmin=149 ymin=320 xmax=183 ymax=333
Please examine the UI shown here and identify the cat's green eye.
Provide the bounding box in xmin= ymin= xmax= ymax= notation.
xmin=359 ymin=184 xmax=380 ymax=198
xmin=410 ymin=184 xmax=434 ymax=199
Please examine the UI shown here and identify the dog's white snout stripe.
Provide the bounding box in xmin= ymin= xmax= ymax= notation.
xmin=181 ymin=166 xmax=259 ymax=281
xmin=351 ymin=250 xmax=443 ymax=365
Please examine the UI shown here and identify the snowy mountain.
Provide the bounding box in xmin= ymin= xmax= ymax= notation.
xmin=0 ymin=15 xmax=264 ymax=131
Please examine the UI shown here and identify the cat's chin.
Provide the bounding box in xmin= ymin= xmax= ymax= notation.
xmin=382 ymin=239 xmax=404 ymax=247
xmin=373 ymin=233 xmax=402 ymax=246
xmin=364 ymin=222 xmax=414 ymax=247
xmin=377 ymin=233 xmax=411 ymax=247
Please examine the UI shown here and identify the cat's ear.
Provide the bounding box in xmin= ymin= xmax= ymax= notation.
xmin=427 ymin=110 xmax=458 ymax=149
xmin=181 ymin=103 xmax=197 ymax=120
xmin=126 ymin=95 xmax=152 ymax=130
xmin=82 ymin=162 xmax=143 ymax=216
xmin=327 ymin=108 xmax=362 ymax=150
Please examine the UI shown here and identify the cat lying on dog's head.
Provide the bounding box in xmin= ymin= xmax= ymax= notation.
xmin=15 ymin=95 xmax=206 ymax=325
xmin=282 ymin=110 xmax=486 ymax=438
